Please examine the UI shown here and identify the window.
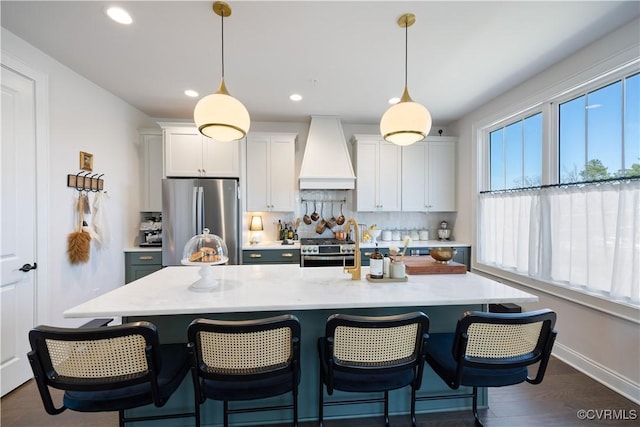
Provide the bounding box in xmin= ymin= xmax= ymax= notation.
xmin=559 ymin=73 xmax=640 ymax=183
xmin=479 ymin=69 xmax=640 ymax=306
xmin=489 ymin=113 xmax=542 ymax=190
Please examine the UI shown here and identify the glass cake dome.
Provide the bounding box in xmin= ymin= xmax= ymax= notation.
xmin=181 ymin=228 xmax=229 ymax=291
xmin=181 ymin=228 xmax=229 ymax=265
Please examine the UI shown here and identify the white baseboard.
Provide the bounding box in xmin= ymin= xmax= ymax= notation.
xmin=553 ymin=343 xmax=640 ymax=405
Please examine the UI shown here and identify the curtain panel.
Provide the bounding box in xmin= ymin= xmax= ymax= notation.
xmin=478 ymin=180 xmax=640 ymax=305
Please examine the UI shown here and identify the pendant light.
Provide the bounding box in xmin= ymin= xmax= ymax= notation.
xmin=380 ymin=13 xmax=431 ymax=146
xmin=194 ymin=2 xmax=250 ymax=142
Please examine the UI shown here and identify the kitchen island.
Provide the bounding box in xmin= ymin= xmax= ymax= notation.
xmin=64 ymin=265 xmax=537 ymax=426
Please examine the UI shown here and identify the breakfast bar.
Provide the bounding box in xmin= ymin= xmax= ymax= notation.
xmin=64 ymin=264 xmax=538 ymax=426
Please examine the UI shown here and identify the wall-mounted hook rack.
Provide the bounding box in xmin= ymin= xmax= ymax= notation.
xmin=301 ymin=198 xmax=346 ymax=204
xmin=67 ymin=171 xmax=104 ymax=191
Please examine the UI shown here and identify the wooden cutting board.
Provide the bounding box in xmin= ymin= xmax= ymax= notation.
xmin=403 ymin=256 xmax=467 ymax=274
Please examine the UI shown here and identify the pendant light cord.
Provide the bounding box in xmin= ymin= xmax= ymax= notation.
xmin=404 ymin=18 xmax=408 ymax=89
xmin=220 ymin=11 xmax=225 ymax=79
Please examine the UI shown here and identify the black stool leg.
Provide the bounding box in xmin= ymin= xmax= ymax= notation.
xmin=472 ymin=386 xmax=483 ymax=427
xmin=195 ymin=400 xmax=201 ymax=427
xmin=410 ymin=386 xmax=417 ymax=427
xmin=293 ymin=389 xmax=298 ymax=427
xmin=384 ymin=390 xmax=390 ymax=427
xmin=223 ymin=400 xmax=229 ymax=427
xmin=318 ymin=373 xmax=324 ymax=426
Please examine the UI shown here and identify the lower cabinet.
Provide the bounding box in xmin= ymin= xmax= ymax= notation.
xmin=242 ymin=249 xmax=300 ymax=264
xmin=125 ymin=251 xmax=162 ymax=283
xmin=360 ymin=246 xmax=470 ymax=270
xmin=452 ymin=247 xmax=470 ymax=270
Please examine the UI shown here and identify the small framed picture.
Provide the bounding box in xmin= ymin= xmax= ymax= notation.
xmin=80 ymin=151 xmax=93 ymax=171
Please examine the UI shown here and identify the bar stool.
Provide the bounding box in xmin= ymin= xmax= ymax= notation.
xmin=422 ymin=309 xmax=557 ymax=426
xmin=27 ymin=321 xmax=194 ymax=427
xmin=187 ymin=314 xmax=301 ymax=427
xmin=317 ymin=311 xmax=430 ymax=427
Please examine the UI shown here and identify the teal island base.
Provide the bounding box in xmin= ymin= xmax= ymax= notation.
xmin=124 ymin=305 xmax=486 ymax=426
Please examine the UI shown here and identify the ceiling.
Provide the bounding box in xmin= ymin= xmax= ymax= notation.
xmin=2 ymin=1 xmax=639 ymax=126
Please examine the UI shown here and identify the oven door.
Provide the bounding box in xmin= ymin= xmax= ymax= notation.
xmin=301 ymin=255 xmax=355 ymax=268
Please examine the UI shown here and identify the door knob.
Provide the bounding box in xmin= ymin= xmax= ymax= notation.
xmin=19 ymin=263 xmax=37 ymax=272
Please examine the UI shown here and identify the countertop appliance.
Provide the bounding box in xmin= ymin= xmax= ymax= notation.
xmin=139 ymin=218 xmax=162 ymax=247
xmin=300 ymin=238 xmax=356 ymax=267
xmin=162 ymin=178 xmax=240 ymax=266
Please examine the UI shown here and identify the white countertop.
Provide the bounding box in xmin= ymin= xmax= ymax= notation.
xmin=64 ymin=265 xmax=536 ymax=318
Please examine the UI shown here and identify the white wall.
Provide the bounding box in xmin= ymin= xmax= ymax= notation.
xmin=451 ymin=19 xmax=640 ymax=402
xmin=2 ymin=28 xmax=156 ymax=327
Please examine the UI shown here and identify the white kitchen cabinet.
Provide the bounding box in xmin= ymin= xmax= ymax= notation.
xmin=401 ymin=137 xmax=457 ymax=212
xmin=139 ymin=129 xmax=163 ymax=212
xmin=245 ymin=132 xmax=296 ymax=212
xmin=159 ymin=123 xmax=239 ymax=178
xmin=351 ymin=135 xmax=401 ymax=212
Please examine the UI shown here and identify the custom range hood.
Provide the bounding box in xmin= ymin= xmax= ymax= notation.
xmin=299 ymin=116 xmax=356 ymax=190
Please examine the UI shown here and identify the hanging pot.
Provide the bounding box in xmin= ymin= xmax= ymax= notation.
xmin=326 ymin=202 xmax=337 ymax=229
xmin=336 ymin=203 xmax=345 ymax=225
xmin=315 ymin=202 xmax=326 ymax=234
xmin=303 ymin=201 xmax=312 ymax=225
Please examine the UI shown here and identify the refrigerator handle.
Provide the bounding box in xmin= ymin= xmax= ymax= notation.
xmin=192 ymin=186 xmax=198 ymax=234
xmin=197 ymin=186 xmax=204 ymax=233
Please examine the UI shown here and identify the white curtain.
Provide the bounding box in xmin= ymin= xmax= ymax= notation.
xmin=478 ymin=180 xmax=640 ymax=305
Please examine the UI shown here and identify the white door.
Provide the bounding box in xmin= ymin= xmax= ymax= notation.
xmin=1 ymin=65 xmax=37 ymax=396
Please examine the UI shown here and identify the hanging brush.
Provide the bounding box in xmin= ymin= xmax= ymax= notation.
xmin=67 ymin=192 xmax=91 ymax=264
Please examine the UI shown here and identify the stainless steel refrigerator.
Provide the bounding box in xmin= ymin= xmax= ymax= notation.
xmin=162 ymin=178 xmax=240 ymax=266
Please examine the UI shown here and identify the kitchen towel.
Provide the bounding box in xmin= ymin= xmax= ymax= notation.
xmin=91 ymin=190 xmax=111 ymax=249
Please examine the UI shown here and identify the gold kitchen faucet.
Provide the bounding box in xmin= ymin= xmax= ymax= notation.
xmin=343 ymin=218 xmax=361 ymax=280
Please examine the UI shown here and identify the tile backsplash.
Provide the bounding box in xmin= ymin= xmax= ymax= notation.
xmin=244 ymin=190 xmax=457 ymax=243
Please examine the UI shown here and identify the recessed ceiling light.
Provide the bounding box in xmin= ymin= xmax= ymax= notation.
xmin=289 ymin=94 xmax=303 ymax=102
xmin=106 ymin=7 xmax=132 ymax=25
xmin=185 ymin=89 xmax=199 ymax=98
xmin=388 ymin=97 xmax=400 ymax=105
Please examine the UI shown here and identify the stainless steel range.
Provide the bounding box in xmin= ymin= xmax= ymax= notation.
xmin=300 ymin=238 xmax=356 ymax=267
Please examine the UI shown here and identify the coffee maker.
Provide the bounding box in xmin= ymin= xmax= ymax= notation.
xmin=139 ymin=216 xmax=162 ymax=246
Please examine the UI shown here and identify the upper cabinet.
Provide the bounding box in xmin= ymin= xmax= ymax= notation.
xmin=159 ymin=123 xmax=240 ymax=178
xmin=351 ymin=135 xmax=402 ymax=212
xmin=246 ymin=132 xmax=296 ymax=212
xmin=139 ymin=129 xmax=163 ymax=212
xmin=402 ymin=137 xmax=457 ymax=212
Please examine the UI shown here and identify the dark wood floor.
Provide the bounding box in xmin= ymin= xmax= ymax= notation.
xmin=2 ymin=357 xmax=638 ymax=426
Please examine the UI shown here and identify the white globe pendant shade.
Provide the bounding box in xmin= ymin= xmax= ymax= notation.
xmin=193 ymin=3 xmax=250 ymax=142
xmin=380 ymin=95 xmax=432 ymax=146
xmin=194 ymin=79 xmax=250 ymax=142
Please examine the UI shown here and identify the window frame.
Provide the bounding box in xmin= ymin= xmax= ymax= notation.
xmin=551 ymin=68 xmax=638 ymax=184
xmin=481 ymin=106 xmax=545 ymax=192
xmin=486 ymin=110 xmax=545 ymax=192
xmin=484 ymin=65 xmax=638 ymax=192
xmin=476 ymin=60 xmax=640 ymax=318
